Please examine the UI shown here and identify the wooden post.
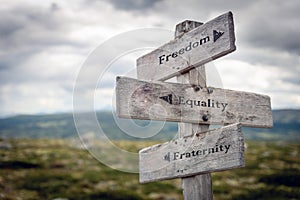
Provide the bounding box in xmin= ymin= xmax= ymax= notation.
xmin=175 ymin=20 xmax=213 ymax=200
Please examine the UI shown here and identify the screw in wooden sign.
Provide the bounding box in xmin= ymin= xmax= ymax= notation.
xmin=116 ymin=76 xmax=273 ymax=128
xmin=115 ymin=11 xmax=273 ymax=200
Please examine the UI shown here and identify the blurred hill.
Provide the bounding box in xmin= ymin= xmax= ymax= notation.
xmin=243 ymin=109 xmax=300 ymax=141
xmin=0 ymin=109 xmax=299 ymax=141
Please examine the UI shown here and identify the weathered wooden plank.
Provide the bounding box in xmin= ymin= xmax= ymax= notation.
xmin=139 ymin=123 xmax=245 ymax=183
xmin=116 ymin=76 xmax=273 ymax=128
xmin=137 ymin=11 xmax=236 ymax=81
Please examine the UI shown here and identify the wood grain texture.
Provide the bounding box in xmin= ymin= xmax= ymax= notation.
xmin=137 ymin=12 xmax=236 ymax=81
xmin=116 ymin=76 xmax=273 ymax=128
xmin=139 ymin=123 xmax=245 ymax=183
xmin=182 ymin=174 xmax=213 ymax=200
xmin=178 ymin=68 xmax=213 ymax=200
xmin=175 ymin=20 xmax=213 ymax=200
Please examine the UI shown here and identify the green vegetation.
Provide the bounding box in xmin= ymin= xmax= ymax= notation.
xmin=0 ymin=110 xmax=299 ymax=199
xmin=0 ymin=139 xmax=299 ymax=200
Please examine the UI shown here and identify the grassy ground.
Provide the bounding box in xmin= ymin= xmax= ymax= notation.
xmin=0 ymin=139 xmax=299 ymax=200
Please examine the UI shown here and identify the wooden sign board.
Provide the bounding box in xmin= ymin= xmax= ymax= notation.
xmin=137 ymin=12 xmax=236 ymax=81
xmin=116 ymin=76 xmax=273 ymax=128
xmin=139 ymin=123 xmax=244 ymax=183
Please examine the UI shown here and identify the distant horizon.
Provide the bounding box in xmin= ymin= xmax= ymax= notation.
xmin=1 ymin=107 xmax=300 ymax=119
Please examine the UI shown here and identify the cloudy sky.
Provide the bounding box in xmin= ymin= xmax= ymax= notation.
xmin=1 ymin=0 xmax=300 ymax=117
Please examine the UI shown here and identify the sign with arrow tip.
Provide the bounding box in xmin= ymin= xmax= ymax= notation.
xmin=159 ymin=94 xmax=173 ymax=104
xmin=213 ymin=30 xmax=224 ymax=42
xmin=139 ymin=123 xmax=245 ymax=183
xmin=116 ymin=76 xmax=273 ymax=128
xmin=137 ymin=12 xmax=236 ymax=81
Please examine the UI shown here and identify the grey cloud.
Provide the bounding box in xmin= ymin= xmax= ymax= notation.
xmin=193 ymin=0 xmax=254 ymax=11
xmin=232 ymin=45 xmax=300 ymax=68
xmin=0 ymin=18 xmax=23 ymax=38
xmin=50 ymin=3 xmax=60 ymax=12
xmin=0 ymin=4 xmax=84 ymax=51
xmin=107 ymin=0 xmax=163 ymax=11
xmin=242 ymin=18 xmax=300 ymax=55
xmin=0 ymin=3 xmax=86 ymax=86
xmin=283 ymin=75 xmax=300 ymax=87
xmin=238 ymin=1 xmax=300 ymax=55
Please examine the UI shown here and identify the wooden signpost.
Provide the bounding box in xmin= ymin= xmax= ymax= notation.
xmin=140 ymin=123 xmax=244 ymax=183
xmin=137 ymin=12 xmax=236 ymax=81
xmin=116 ymin=76 xmax=273 ymax=128
xmin=115 ymin=11 xmax=273 ymax=199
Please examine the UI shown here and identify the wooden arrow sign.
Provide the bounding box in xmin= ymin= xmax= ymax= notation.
xmin=116 ymin=76 xmax=273 ymax=128
xmin=137 ymin=12 xmax=236 ymax=81
xmin=139 ymin=123 xmax=245 ymax=183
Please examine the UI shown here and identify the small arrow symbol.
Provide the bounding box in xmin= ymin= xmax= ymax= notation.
xmin=159 ymin=94 xmax=173 ymax=105
xmin=213 ymin=30 xmax=224 ymax=42
xmin=163 ymin=152 xmax=171 ymax=162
